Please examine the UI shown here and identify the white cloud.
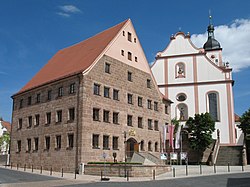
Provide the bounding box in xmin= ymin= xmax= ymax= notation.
xmin=191 ymin=19 xmax=250 ymax=72
xmin=57 ymin=5 xmax=81 ymax=17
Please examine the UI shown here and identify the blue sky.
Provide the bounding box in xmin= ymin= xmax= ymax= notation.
xmin=1 ymin=0 xmax=250 ymax=122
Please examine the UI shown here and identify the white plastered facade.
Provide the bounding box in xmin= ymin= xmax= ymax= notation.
xmin=151 ymin=32 xmax=240 ymax=145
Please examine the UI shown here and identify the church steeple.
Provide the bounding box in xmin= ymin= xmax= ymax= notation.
xmin=203 ymin=15 xmax=221 ymax=51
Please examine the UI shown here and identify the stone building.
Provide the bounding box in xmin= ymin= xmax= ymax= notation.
xmin=10 ymin=19 xmax=171 ymax=172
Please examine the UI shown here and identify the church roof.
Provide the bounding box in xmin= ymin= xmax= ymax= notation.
xmin=17 ymin=19 xmax=129 ymax=94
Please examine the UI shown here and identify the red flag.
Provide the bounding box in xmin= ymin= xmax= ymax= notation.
xmin=168 ymin=124 xmax=175 ymax=151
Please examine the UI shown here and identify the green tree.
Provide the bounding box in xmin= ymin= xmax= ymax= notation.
xmin=0 ymin=132 xmax=10 ymax=154
xmin=186 ymin=113 xmax=215 ymax=162
xmin=237 ymin=108 xmax=250 ymax=140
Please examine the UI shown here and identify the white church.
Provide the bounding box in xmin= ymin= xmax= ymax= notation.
xmin=151 ymin=17 xmax=242 ymax=145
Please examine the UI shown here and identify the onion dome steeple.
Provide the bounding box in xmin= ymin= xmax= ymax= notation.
xmin=203 ymin=15 xmax=221 ymax=51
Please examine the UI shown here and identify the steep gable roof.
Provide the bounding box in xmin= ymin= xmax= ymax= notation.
xmin=18 ymin=19 xmax=129 ymax=94
xmin=0 ymin=120 xmax=11 ymax=132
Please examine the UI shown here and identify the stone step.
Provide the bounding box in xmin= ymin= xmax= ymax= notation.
xmin=216 ymin=146 xmax=243 ymax=166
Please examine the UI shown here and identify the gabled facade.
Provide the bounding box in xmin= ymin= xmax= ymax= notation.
xmin=10 ymin=19 xmax=171 ymax=172
xmin=151 ymin=18 xmax=238 ymax=145
xmin=0 ymin=117 xmax=11 ymax=155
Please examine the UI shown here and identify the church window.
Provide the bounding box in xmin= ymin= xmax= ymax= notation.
xmin=208 ymin=92 xmax=219 ymax=121
xmin=176 ymin=93 xmax=187 ymax=102
xmin=175 ymin=62 xmax=185 ymax=78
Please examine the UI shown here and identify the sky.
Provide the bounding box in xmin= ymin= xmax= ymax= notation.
xmin=1 ymin=0 xmax=250 ymax=122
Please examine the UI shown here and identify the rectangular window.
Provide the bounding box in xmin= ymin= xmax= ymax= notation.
xmin=35 ymin=114 xmax=40 ymax=126
xmin=128 ymin=71 xmax=132 ymax=81
xmin=147 ymin=100 xmax=152 ymax=109
xmin=68 ymin=134 xmax=74 ymax=149
xmin=56 ymin=135 xmax=61 ymax=149
xmin=112 ymin=136 xmax=119 ymax=150
xmin=154 ymin=120 xmax=159 ymax=131
xmin=138 ymin=97 xmax=143 ymax=107
xmin=18 ymin=118 xmax=22 ymax=129
xmin=154 ymin=102 xmax=158 ymax=111
xmin=128 ymin=93 xmax=133 ymax=104
xmin=58 ymin=87 xmax=63 ymax=97
xmin=92 ymin=134 xmax=99 ymax=149
xmin=105 ymin=63 xmax=110 ymax=73
xmin=127 ymin=115 xmax=133 ymax=126
xmin=138 ymin=117 xmax=143 ymax=128
xmin=113 ymin=89 xmax=119 ymax=100
xmin=135 ymin=56 xmax=138 ymax=62
xmin=28 ymin=116 xmax=32 ymax=128
xmin=45 ymin=136 xmax=50 ymax=150
xmin=104 ymin=87 xmax=110 ymax=98
xmin=103 ymin=135 xmax=109 ymax=150
xmin=34 ymin=137 xmax=39 ymax=151
xmin=47 ymin=90 xmax=52 ymax=101
xmin=36 ymin=93 xmax=41 ymax=103
xmin=68 ymin=108 xmax=75 ymax=121
xmin=19 ymin=99 xmax=23 ymax=109
xmin=147 ymin=79 xmax=151 ymax=88
xmin=148 ymin=119 xmax=152 ymax=130
xmin=93 ymin=83 xmax=100 ymax=95
xmin=57 ymin=110 xmax=62 ymax=123
xmin=103 ymin=110 xmax=110 ymax=123
xmin=93 ymin=108 xmax=100 ymax=121
xmin=17 ymin=140 xmax=21 ymax=153
xmin=128 ymin=32 xmax=132 ymax=42
xmin=28 ymin=96 xmax=32 ymax=105
xmin=128 ymin=52 xmax=132 ymax=61
xmin=165 ymin=105 xmax=169 ymax=114
xmin=113 ymin=112 xmax=119 ymax=124
xmin=69 ymin=83 xmax=75 ymax=94
xmin=27 ymin=138 xmax=31 ymax=152
xmin=46 ymin=112 xmax=51 ymax=125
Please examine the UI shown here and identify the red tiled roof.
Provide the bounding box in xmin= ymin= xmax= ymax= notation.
xmin=235 ymin=113 xmax=240 ymax=122
xmin=17 ymin=19 xmax=129 ymax=94
xmin=1 ymin=121 xmax=11 ymax=132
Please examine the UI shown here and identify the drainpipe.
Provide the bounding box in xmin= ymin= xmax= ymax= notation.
xmin=75 ymin=74 xmax=81 ymax=174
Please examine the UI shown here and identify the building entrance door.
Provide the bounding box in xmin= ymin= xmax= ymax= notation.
xmin=126 ymin=138 xmax=138 ymax=161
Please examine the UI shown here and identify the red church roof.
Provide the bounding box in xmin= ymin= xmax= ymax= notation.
xmin=0 ymin=119 xmax=11 ymax=132
xmin=17 ymin=19 xmax=129 ymax=94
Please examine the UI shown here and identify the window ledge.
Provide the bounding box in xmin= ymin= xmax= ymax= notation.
xmin=92 ymin=147 xmax=100 ymax=149
xmin=103 ymin=148 xmax=110 ymax=150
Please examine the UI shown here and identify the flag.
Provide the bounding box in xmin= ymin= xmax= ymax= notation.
xmin=168 ymin=124 xmax=175 ymax=151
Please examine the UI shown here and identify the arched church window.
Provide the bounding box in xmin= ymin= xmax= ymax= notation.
xmin=175 ymin=62 xmax=185 ymax=78
xmin=176 ymin=103 xmax=188 ymax=121
xmin=208 ymin=92 xmax=219 ymax=121
xmin=154 ymin=142 xmax=158 ymax=152
xmin=176 ymin=93 xmax=187 ymax=102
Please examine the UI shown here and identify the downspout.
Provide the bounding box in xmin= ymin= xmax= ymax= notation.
xmin=75 ymin=74 xmax=81 ymax=173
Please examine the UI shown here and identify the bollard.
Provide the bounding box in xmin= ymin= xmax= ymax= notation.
xmin=24 ymin=164 xmax=26 ymax=171
xmin=11 ymin=162 xmax=12 ymax=169
xmin=228 ymin=162 xmax=230 ymax=172
xmin=17 ymin=164 xmax=19 ymax=170
xmin=101 ymin=170 xmax=103 ymax=180
xmin=62 ymin=168 xmax=64 ymax=177
xmin=173 ymin=167 xmax=176 ymax=177
xmin=186 ymin=163 xmax=188 ymax=176
xmin=200 ymin=164 xmax=202 ymax=175
xmin=153 ymin=169 xmax=156 ymax=180
xmin=127 ymin=170 xmax=129 ymax=181
xmin=32 ymin=165 xmax=33 ymax=173
xmin=242 ymin=163 xmax=244 ymax=172
xmin=40 ymin=166 xmax=42 ymax=174
xmin=214 ymin=164 xmax=216 ymax=173
xmin=50 ymin=167 xmax=52 ymax=175
xmin=75 ymin=170 xmax=77 ymax=179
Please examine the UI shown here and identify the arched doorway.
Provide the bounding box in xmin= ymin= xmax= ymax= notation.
xmin=126 ymin=138 xmax=139 ymax=161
